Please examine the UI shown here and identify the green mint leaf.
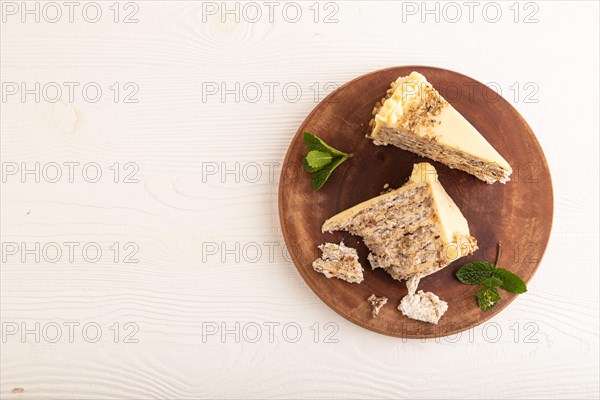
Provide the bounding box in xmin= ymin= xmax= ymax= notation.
xmin=303 ymin=158 xmax=316 ymax=173
xmin=476 ymin=286 xmax=500 ymax=311
xmin=494 ymin=268 xmax=528 ymax=294
xmin=457 ymin=243 xmax=528 ymax=312
xmin=303 ymin=132 xmax=348 ymax=157
xmin=455 ymin=262 xmax=496 ymax=285
xmin=302 ymin=132 xmax=351 ymax=191
xmin=305 ymin=150 xmax=334 ymax=171
xmin=311 ymin=156 xmax=347 ymax=191
xmin=481 ymin=276 xmax=503 ymax=288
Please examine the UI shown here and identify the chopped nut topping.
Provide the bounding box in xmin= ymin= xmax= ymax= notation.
xmin=367 ymin=78 xmax=447 ymax=139
xmin=403 ymin=83 xmax=447 ymax=132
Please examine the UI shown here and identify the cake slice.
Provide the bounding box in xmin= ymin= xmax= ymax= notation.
xmin=322 ymin=163 xmax=477 ymax=282
xmin=368 ymin=71 xmax=512 ymax=184
xmin=312 ymin=242 xmax=364 ymax=283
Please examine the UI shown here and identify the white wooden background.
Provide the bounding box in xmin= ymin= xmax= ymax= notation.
xmin=1 ymin=1 xmax=598 ymax=399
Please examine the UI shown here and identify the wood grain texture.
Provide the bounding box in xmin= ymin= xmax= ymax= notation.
xmin=1 ymin=1 xmax=598 ymax=399
xmin=279 ymin=66 xmax=553 ymax=338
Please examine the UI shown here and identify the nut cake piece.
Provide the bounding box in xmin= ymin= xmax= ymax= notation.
xmin=368 ymin=71 xmax=512 ymax=184
xmin=323 ymin=163 xmax=477 ymax=283
xmin=312 ymin=242 xmax=364 ymax=284
xmin=322 ymin=162 xmax=477 ymax=323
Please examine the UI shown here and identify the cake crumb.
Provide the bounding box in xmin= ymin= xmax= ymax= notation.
xmin=398 ymin=290 xmax=448 ymax=324
xmin=383 ymin=183 xmax=389 ymax=189
xmin=312 ymin=242 xmax=364 ymax=284
xmin=398 ymin=276 xmax=448 ymax=324
xmin=12 ymin=388 xmax=25 ymax=394
xmin=368 ymin=294 xmax=388 ymax=318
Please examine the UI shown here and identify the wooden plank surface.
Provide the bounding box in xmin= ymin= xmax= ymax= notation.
xmin=1 ymin=1 xmax=598 ymax=399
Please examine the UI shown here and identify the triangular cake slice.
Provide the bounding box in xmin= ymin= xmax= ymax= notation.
xmin=368 ymin=72 xmax=512 ymax=184
xmin=322 ymin=163 xmax=477 ymax=282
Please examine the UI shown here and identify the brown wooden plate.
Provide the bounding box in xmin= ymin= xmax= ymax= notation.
xmin=278 ymin=66 xmax=553 ymax=338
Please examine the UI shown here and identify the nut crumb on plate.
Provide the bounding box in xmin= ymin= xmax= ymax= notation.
xmin=368 ymin=294 xmax=388 ymax=318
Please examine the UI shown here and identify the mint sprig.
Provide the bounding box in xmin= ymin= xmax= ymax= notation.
xmin=303 ymin=132 xmax=351 ymax=191
xmin=455 ymin=242 xmax=528 ymax=311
